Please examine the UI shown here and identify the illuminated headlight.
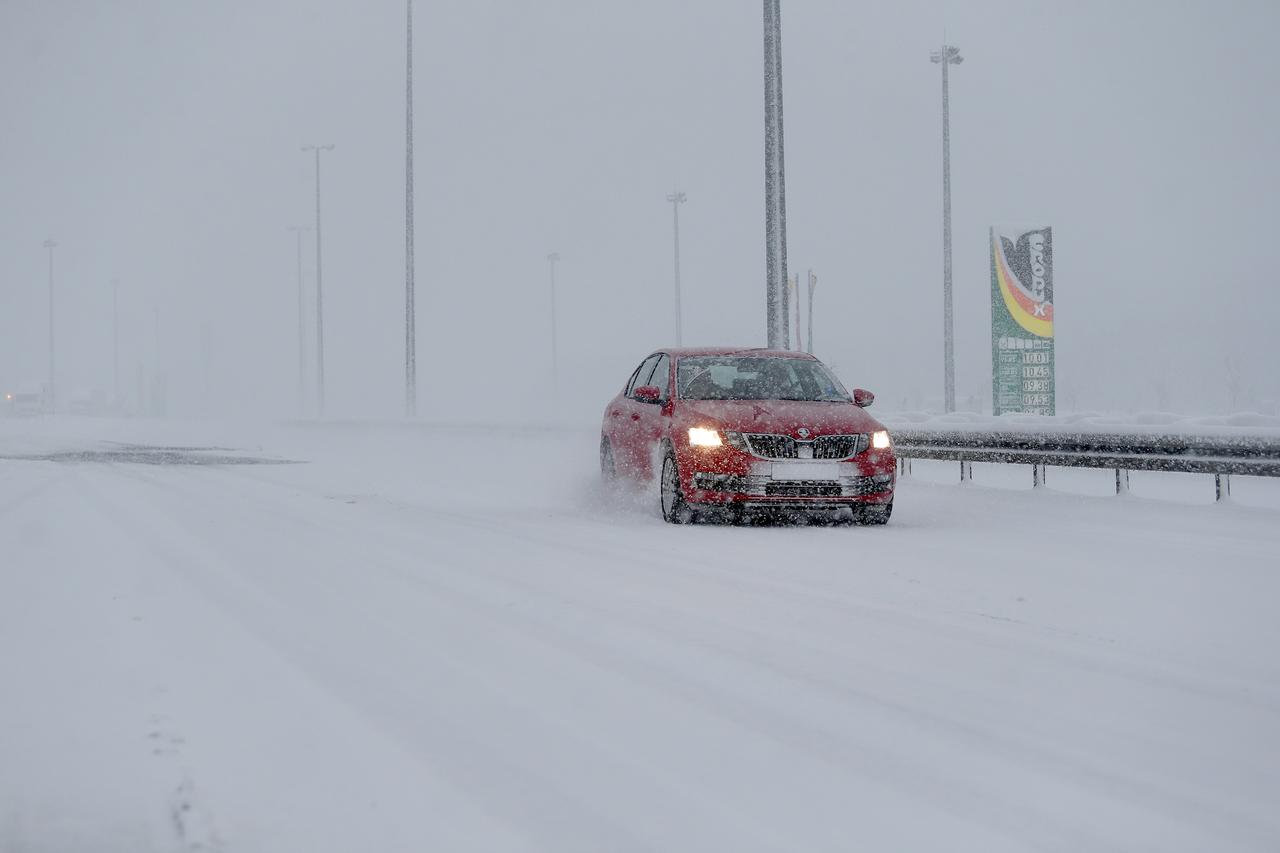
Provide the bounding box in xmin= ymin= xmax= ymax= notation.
xmin=687 ymin=427 xmax=723 ymax=448
xmin=871 ymin=430 xmax=892 ymax=450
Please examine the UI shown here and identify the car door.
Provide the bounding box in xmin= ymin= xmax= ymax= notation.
xmin=632 ymin=353 xmax=671 ymax=477
xmin=610 ymin=354 xmax=660 ymax=475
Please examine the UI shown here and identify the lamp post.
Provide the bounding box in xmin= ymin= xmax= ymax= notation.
xmin=288 ymin=225 xmax=310 ymax=416
xmin=763 ymin=0 xmax=790 ymax=349
xmin=547 ymin=252 xmax=560 ymax=398
xmin=111 ymin=278 xmax=120 ymax=410
xmin=667 ymin=191 xmax=686 ymax=346
xmin=404 ymin=0 xmax=417 ymax=417
xmin=42 ymin=239 xmax=57 ymax=413
xmin=931 ymin=43 xmax=962 ymax=413
xmin=301 ymin=143 xmax=334 ymax=416
xmin=806 ymin=270 xmax=816 ymax=354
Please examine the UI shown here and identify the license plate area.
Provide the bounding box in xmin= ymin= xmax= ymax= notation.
xmin=770 ymin=461 xmax=842 ymax=481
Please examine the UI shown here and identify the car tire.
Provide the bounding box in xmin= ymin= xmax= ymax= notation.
xmin=660 ymin=451 xmax=695 ymax=524
xmin=853 ymin=501 xmax=893 ymax=526
xmin=600 ymin=436 xmax=617 ymax=483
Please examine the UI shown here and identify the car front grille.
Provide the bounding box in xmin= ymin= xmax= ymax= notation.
xmin=813 ymin=434 xmax=868 ymax=459
xmin=692 ymin=473 xmax=894 ymax=498
xmin=743 ymin=433 xmax=867 ymax=460
xmin=745 ymin=434 xmax=797 ymax=459
xmin=764 ymin=480 xmax=843 ymax=497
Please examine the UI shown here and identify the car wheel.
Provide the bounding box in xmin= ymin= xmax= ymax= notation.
xmin=853 ymin=502 xmax=892 ymax=526
xmin=600 ymin=436 xmax=617 ymax=482
xmin=660 ymin=452 xmax=695 ymax=524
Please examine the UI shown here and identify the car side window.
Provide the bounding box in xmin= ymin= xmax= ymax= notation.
xmin=650 ymin=354 xmax=671 ymax=400
xmin=627 ymin=353 xmax=660 ymax=397
xmin=628 ymin=354 xmax=661 ymax=399
xmin=623 ymin=361 xmax=646 ymax=397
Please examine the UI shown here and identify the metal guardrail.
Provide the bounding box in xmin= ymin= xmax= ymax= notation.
xmin=889 ymin=428 xmax=1280 ymax=501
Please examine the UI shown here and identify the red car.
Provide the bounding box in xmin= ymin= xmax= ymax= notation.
xmin=600 ymin=348 xmax=896 ymax=524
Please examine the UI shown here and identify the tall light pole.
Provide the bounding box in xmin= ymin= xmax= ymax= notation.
xmin=547 ymin=252 xmax=560 ymax=398
xmin=153 ymin=303 xmax=164 ymax=417
xmin=111 ymin=278 xmax=120 ymax=410
xmin=806 ymin=270 xmax=816 ymax=354
xmin=42 ymin=239 xmax=57 ymax=412
xmin=763 ymin=0 xmax=790 ymax=350
xmin=404 ymin=0 xmax=417 ymax=417
xmin=667 ymin=191 xmax=687 ymax=346
xmin=302 ymin=143 xmax=334 ymax=416
xmin=932 ymin=43 xmax=962 ymax=413
xmin=288 ymin=225 xmax=310 ymax=416
xmin=792 ymin=273 xmax=802 ymax=351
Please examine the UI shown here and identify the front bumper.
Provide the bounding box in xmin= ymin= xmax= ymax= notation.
xmin=678 ymin=445 xmax=896 ymax=507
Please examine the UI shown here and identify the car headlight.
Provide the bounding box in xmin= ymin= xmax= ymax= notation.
xmin=724 ymin=430 xmax=748 ymax=451
xmin=688 ymin=427 xmax=723 ymax=448
xmin=871 ymin=430 xmax=892 ymax=450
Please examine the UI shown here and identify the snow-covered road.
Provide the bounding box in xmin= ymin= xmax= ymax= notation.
xmin=2 ymin=418 xmax=1278 ymax=852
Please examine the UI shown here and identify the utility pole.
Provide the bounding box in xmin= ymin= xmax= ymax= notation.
xmin=763 ymin=0 xmax=790 ymax=349
xmin=667 ymin=191 xmax=686 ymax=346
xmin=42 ymin=239 xmax=57 ymax=413
xmin=404 ymin=0 xmax=417 ymax=417
xmin=111 ymin=278 xmax=120 ymax=410
xmin=288 ymin=225 xmax=310 ymax=416
xmin=547 ymin=252 xmax=560 ymax=398
xmin=931 ymin=42 xmax=963 ymax=413
xmin=302 ymin=143 xmax=334 ymax=416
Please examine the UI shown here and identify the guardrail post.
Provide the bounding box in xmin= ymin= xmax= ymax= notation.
xmin=1115 ymin=468 xmax=1129 ymax=495
xmin=1033 ymin=464 xmax=1043 ymax=489
xmin=1215 ymin=473 xmax=1231 ymax=502
xmin=960 ymin=460 xmax=971 ymax=483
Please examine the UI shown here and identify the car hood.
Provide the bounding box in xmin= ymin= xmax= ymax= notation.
xmin=678 ymin=398 xmax=885 ymax=437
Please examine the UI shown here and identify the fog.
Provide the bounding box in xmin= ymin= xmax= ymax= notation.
xmin=3 ymin=0 xmax=1278 ymax=422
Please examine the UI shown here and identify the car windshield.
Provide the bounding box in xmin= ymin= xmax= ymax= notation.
xmin=677 ymin=356 xmax=851 ymax=402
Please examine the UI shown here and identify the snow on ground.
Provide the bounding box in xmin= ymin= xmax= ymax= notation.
xmin=2 ymin=416 xmax=1279 ymax=852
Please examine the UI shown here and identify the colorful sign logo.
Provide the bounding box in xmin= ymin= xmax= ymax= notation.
xmin=991 ymin=226 xmax=1055 ymax=416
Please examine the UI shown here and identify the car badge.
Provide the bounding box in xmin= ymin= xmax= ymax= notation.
xmin=797 ymin=427 xmax=810 ymax=439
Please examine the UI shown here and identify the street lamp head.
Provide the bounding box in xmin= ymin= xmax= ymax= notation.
xmin=931 ymin=45 xmax=963 ymax=64
xmin=667 ymin=191 xmax=687 ymax=204
xmin=547 ymin=252 xmax=561 ymax=263
xmin=301 ymin=144 xmax=335 ymax=152
xmin=43 ymin=239 xmax=57 ymax=249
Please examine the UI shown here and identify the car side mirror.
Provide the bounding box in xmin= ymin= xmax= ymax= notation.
xmin=852 ymin=388 xmax=874 ymax=408
xmin=634 ymin=385 xmax=662 ymax=404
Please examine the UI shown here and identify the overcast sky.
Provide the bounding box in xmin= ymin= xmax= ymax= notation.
xmin=2 ymin=0 xmax=1277 ymax=420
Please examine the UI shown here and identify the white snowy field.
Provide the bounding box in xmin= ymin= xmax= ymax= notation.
xmin=2 ymin=417 xmax=1279 ymax=853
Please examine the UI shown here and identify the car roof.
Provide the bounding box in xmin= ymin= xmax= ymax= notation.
xmin=659 ymin=347 xmax=818 ymax=359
